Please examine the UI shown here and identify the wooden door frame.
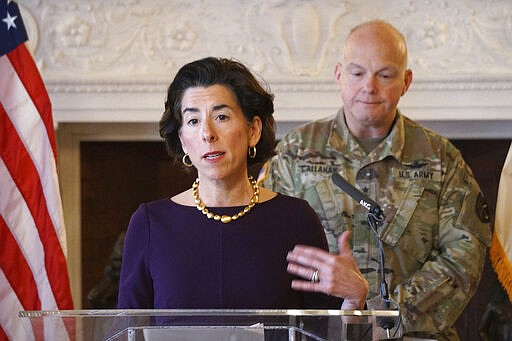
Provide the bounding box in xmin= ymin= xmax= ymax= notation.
xmin=57 ymin=122 xmax=159 ymax=308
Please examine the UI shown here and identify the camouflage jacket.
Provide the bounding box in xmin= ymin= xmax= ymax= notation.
xmin=262 ymin=109 xmax=491 ymax=340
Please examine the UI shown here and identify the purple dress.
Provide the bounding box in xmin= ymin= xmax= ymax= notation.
xmin=117 ymin=193 xmax=341 ymax=309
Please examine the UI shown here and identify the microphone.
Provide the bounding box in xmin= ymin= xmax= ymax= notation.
xmin=331 ymin=172 xmax=385 ymax=220
xmin=331 ymin=172 xmax=398 ymax=337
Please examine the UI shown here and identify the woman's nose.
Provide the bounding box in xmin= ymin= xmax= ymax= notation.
xmin=202 ymin=122 xmax=217 ymax=142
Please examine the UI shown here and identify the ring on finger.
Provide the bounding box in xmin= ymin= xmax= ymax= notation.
xmin=310 ymin=269 xmax=320 ymax=283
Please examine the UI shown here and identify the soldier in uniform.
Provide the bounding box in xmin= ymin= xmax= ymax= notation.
xmin=263 ymin=20 xmax=491 ymax=340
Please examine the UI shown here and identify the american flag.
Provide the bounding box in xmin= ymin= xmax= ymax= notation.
xmin=0 ymin=1 xmax=73 ymax=340
xmin=490 ymin=143 xmax=512 ymax=302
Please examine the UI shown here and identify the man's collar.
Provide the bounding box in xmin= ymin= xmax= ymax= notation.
xmin=328 ymin=108 xmax=405 ymax=162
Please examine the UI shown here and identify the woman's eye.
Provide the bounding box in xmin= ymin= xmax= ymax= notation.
xmin=217 ymin=114 xmax=228 ymax=121
xmin=187 ymin=118 xmax=198 ymax=125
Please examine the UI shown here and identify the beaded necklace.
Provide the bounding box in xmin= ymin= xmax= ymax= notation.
xmin=192 ymin=175 xmax=259 ymax=223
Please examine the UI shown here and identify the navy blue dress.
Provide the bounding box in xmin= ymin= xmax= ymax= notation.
xmin=117 ymin=193 xmax=341 ymax=309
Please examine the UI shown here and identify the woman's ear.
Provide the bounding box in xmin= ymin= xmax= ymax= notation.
xmin=249 ymin=116 xmax=263 ymax=147
xmin=178 ymin=130 xmax=187 ymax=154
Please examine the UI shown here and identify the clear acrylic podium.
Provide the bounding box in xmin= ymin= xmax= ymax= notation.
xmin=19 ymin=309 xmax=402 ymax=340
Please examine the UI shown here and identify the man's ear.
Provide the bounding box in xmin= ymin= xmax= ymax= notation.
xmin=334 ymin=62 xmax=343 ymax=87
xmin=401 ymin=69 xmax=413 ymax=96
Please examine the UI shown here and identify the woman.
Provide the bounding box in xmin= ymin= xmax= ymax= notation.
xmin=117 ymin=57 xmax=353 ymax=310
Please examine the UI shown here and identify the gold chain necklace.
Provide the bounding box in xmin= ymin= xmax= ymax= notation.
xmin=192 ymin=176 xmax=260 ymax=223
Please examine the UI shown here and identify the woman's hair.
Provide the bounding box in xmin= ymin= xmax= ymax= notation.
xmin=159 ymin=57 xmax=276 ymax=168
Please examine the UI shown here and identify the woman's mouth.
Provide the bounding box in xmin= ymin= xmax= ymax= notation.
xmin=203 ymin=152 xmax=224 ymax=159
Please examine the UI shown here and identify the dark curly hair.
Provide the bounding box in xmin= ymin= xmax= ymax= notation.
xmin=159 ymin=57 xmax=276 ymax=168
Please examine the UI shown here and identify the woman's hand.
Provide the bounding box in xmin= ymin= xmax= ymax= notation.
xmin=286 ymin=230 xmax=369 ymax=309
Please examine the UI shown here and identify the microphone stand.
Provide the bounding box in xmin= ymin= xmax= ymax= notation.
xmin=366 ymin=210 xmax=399 ymax=339
xmin=330 ymin=172 xmax=401 ymax=338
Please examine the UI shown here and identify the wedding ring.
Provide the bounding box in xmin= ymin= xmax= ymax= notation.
xmin=310 ymin=269 xmax=320 ymax=283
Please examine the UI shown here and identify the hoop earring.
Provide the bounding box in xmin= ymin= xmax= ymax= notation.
xmin=182 ymin=154 xmax=193 ymax=167
xmin=248 ymin=146 xmax=257 ymax=159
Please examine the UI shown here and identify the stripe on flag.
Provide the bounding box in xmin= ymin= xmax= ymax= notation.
xmin=1 ymin=1 xmax=74 ymax=339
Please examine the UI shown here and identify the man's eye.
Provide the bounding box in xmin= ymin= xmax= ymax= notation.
xmin=380 ymin=72 xmax=396 ymax=79
xmin=217 ymin=114 xmax=228 ymax=121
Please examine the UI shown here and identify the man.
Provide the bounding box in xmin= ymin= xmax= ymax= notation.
xmin=263 ymin=20 xmax=491 ymax=340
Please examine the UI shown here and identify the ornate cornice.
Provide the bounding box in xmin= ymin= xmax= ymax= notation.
xmin=45 ymin=77 xmax=512 ymax=93
xmin=17 ymin=0 xmax=512 ymax=126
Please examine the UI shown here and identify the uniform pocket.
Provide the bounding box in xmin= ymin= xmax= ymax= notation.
xmin=303 ymin=178 xmax=350 ymax=253
xmin=380 ymin=182 xmax=436 ymax=264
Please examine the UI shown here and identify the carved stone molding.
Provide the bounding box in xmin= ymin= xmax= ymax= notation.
xmin=19 ymin=0 xmax=512 ymax=77
xmin=16 ymin=0 xmax=512 ymax=129
xmin=45 ymin=77 xmax=512 ymax=94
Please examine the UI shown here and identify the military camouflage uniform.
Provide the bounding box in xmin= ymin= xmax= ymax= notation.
xmin=262 ymin=109 xmax=491 ymax=341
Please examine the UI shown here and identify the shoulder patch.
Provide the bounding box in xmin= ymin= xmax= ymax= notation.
xmin=476 ymin=193 xmax=490 ymax=223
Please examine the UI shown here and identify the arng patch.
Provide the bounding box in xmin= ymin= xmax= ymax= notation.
xmin=476 ymin=192 xmax=490 ymax=223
